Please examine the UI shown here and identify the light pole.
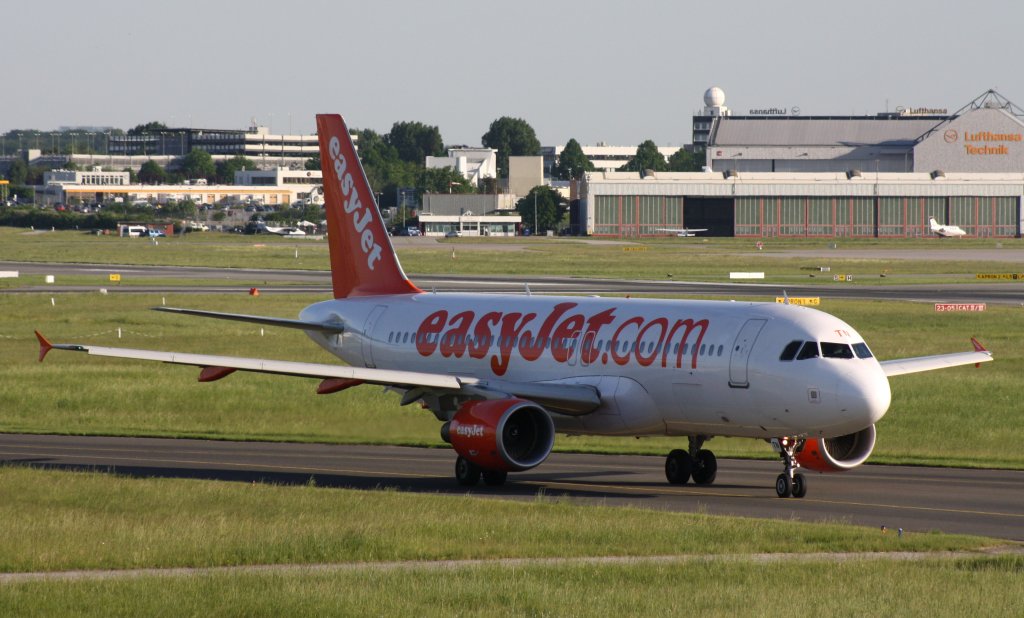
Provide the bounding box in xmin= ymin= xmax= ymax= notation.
xmin=533 ymin=191 xmax=538 ymax=236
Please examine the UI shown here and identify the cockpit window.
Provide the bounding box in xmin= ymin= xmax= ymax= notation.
xmin=779 ymin=340 xmax=802 ymax=361
xmin=853 ymin=342 xmax=873 ymax=359
xmin=821 ymin=342 xmax=855 ymax=359
xmin=796 ymin=341 xmax=820 ymax=360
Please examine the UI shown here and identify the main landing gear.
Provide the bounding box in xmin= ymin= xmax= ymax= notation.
xmin=454 ymin=456 xmax=508 ymax=487
xmin=773 ymin=437 xmax=807 ymax=499
xmin=665 ymin=436 xmax=717 ymax=486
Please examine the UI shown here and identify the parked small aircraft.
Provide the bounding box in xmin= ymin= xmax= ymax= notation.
xmin=264 ymin=226 xmax=307 ymax=237
xmin=655 ymin=227 xmax=708 ymax=237
xmin=929 ymin=217 xmax=967 ymax=237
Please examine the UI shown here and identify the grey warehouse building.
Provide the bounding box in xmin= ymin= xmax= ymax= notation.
xmin=581 ymin=90 xmax=1024 ymax=237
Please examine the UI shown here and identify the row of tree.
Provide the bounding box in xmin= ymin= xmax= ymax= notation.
xmin=2 ymin=152 xmax=258 ymax=188
xmin=304 ymin=120 xmax=470 ymax=208
xmin=2 ymin=119 xmax=703 ymax=173
xmin=137 ymin=152 xmax=257 ymax=185
xmin=3 ymin=117 xmax=704 ymax=213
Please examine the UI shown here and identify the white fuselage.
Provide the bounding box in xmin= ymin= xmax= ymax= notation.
xmin=300 ymin=294 xmax=890 ymax=440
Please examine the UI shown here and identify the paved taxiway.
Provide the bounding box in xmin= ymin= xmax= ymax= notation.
xmin=3 ymin=260 xmax=1023 ymax=305
xmin=2 ymin=434 xmax=1020 ymax=541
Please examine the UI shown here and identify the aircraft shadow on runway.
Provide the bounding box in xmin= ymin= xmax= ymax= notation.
xmin=3 ymin=458 xmax=684 ymax=502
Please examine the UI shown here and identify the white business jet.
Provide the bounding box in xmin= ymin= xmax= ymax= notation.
xmin=929 ymin=217 xmax=967 ymax=237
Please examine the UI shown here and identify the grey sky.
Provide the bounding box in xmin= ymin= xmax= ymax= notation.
xmin=5 ymin=0 xmax=1019 ymax=148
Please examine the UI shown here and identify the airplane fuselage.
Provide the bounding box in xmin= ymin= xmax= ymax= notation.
xmin=301 ymin=294 xmax=891 ymax=441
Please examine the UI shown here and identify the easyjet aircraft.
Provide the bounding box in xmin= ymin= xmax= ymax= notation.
xmin=35 ymin=114 xmax=994 ymax=498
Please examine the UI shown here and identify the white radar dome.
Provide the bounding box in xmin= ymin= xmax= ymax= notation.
xmin=704 ymin=87 xmax=726 ymax=107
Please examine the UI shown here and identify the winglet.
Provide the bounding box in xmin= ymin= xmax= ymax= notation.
xmin=35 ymin=330 xmax=53 ymax=363
xmin=971 ymin=337 xmax=989 ymax=367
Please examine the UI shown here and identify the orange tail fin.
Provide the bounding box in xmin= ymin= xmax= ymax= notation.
xmin=316 ymin=114 xmax=421 ymax=298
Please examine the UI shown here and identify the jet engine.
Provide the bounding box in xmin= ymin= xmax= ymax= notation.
xmin=796 ymin=425 xmax=876 ymax=472
xmin=441 ymin=398 xmax=555 ymax=472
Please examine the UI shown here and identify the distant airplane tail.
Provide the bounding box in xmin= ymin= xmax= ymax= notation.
xmin=316 ymin=114 xmax=421 ymax=299
xmin=929 ymin=217 xmax=941 ymax=231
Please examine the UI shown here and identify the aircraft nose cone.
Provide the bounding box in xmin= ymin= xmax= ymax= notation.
xmin=839 ymin=371 xmax=891 ymax=425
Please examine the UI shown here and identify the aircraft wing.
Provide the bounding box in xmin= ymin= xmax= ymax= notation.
xmin=34 ymin=332 xmax=601 ymax=416
xmin=879 ymin=338 xmax=992 ymax=377
xmin=153 ymin=307 xmax=345 ymax=333
xmin=655 ymin=227 xmax=708 ymax=234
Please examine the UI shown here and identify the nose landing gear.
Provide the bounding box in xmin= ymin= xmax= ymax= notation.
xmin=772 ymin=437 xmax=807 ymax=498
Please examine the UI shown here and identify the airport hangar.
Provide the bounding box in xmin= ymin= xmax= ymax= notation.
xmin=578 ymin=90 xmax=1024 ymax=238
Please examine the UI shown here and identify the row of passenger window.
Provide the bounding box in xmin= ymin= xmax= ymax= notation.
xmin=779 ymin=340 xmax=872 ymax=361
xmin=387 ymin=331 xmax=727 ymax=358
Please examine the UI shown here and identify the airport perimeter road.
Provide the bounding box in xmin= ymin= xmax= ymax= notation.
xmin=2 ymin=434 xmax=1021 ymax=541
xmin=2 ymin=261 xmax=1023 ymax=305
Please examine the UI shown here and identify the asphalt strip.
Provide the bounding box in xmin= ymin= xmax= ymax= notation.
xmin=2 ymin=547 xmax=1021 ymax=583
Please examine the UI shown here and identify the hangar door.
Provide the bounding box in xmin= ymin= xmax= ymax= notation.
xmin=684 ymin=198 xmax=735 ymax=237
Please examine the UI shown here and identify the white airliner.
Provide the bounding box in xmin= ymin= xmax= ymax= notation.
xmin=929 ymin=217 xmax=967 ymax=237
xmin=35 ymin=114 xmax=994 ymax=498
xmin=655 ymin=227 xmax=708 ymax=237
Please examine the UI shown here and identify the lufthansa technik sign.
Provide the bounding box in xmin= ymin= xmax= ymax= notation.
xmin=955 ymin=130 xmax=1023 ymax=155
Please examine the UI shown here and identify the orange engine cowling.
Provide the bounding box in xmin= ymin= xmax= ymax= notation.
xmin=795 ymin=425 xmax=876 ymax=473
xmin=441 ymin=398 xmax=555 ymax=472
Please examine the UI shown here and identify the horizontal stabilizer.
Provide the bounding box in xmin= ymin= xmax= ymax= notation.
xmin=153 ymin=307 xmax=345 ymax=333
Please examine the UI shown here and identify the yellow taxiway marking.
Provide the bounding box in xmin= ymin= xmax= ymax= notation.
xmin=0 ymin=449 xmax=444 ymax=480
xmin=0 ymin=441 xmax=658 ymax=473
xmin=0 ymin=442 xmax=443 ymax=465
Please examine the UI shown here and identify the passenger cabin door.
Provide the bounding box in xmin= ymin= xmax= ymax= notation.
xmin=729 ymin=319 xmax=767 ymax=388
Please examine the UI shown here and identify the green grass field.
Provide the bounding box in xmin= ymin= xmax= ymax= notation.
xmin=4 ymin=558 xmax=1023 ymax=617
xmin=1 ymin=466 xmax=1019 ymax=617
xmin=2 ymin=226 xmax=1023 ymax=613
xmin=1 ymin=467 xmax=989 ymax=573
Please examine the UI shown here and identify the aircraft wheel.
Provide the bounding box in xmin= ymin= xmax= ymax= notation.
xmin=691 ymin=449 xmax=718 ymax=485
xmin=791 ymin=473 xmax=807 ymax=498
xmin=455 ymin=456 xmax=481 ymax=486
xmin=665 ymin=449 xmax=693 ymax=485
xmin=775 ymin=473 xmax=793 ymax=498
xmin=482 ymin=469 xmax=508 ymax=486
